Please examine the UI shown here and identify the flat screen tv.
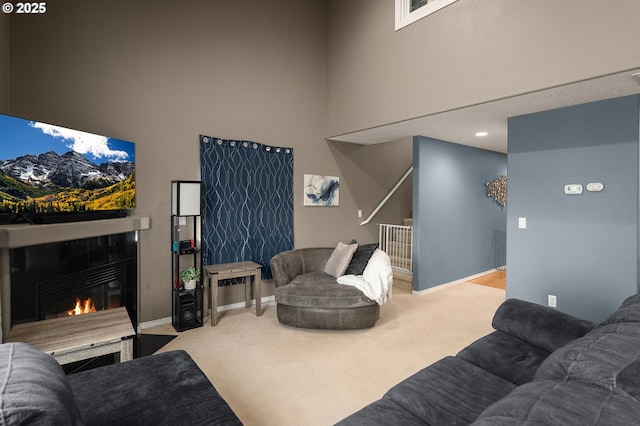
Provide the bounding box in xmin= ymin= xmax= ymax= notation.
xmin=0 ymin=113 xmax=135 ymax=224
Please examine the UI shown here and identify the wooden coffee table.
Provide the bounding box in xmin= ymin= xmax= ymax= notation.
xmin=6 ymin=307 xmax=135 ymax=365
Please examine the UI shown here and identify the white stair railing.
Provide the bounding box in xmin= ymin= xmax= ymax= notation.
xmin=360 ymin=166 xmax=413 ymax=226
xmin=379 ymin=223 xmax=413 ymax=273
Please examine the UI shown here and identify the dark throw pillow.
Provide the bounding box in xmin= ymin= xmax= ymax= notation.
xmin=345 ymin=242 xmax=379 ymax=275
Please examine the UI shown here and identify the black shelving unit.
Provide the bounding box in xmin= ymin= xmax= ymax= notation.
xmin=171 ymin=180 xmax=204 ymax=332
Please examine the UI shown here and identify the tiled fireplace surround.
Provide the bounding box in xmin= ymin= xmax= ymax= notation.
xmin=0 ymin=216 xmax=150 ymax=340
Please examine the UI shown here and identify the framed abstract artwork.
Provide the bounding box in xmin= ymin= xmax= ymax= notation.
xmin=304 ymin=175 xmax=340 ymax=206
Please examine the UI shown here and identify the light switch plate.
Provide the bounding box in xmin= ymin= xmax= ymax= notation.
xmin=564 ymin=184 xmax=583 ymax=195
xmin=518 ymin=217 xmax=526 ymax=229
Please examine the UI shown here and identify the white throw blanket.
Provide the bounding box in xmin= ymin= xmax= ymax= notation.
xmin=337 ymin=249 xmax=393 ymax=305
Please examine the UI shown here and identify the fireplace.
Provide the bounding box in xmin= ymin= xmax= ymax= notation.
xmin=10 ymin=232 xmax=137 ymax=329
xmin=0 ymin=216 xmax=149 ymax=339
xmin=39 ymin=261 xmax=127 ymax=320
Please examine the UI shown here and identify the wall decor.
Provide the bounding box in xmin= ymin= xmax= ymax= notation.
xmin=200 ymin=136 xmax=293 ymax=281
xmin=486 ymin=174 xmax=507 ymax=208
xmin=304 ymin=174 xmax=340 ymax=206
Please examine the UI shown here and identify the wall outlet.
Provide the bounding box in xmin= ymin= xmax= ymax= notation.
xmin=357 ymin=210 xmax=362 ymax=218
xmin=548 ymin=294 xmax=557 ymax=308
xmin=518 ymin=217 xmax=527 ymax=229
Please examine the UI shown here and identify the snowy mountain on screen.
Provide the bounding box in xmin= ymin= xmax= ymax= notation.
xmin=0 ymin=151 xmax=134 ymax=188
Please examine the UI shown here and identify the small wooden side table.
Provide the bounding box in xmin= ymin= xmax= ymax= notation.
xmin=205 ymin=261 xmax=262 ymax=326
xmin=6 ymin=307 xmax=135 ymax=365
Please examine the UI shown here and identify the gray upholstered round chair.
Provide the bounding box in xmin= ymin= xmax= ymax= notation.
xmin=270 ymin=248 xmax=380 ymax=330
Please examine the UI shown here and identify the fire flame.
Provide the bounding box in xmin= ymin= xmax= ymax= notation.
xmin=67 ymin=298 xmax=96 ymax=316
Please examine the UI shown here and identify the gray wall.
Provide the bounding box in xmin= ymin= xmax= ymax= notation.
xmin=507 ymin=95 xmax=640 ymax=322
xmin=326 ymin=0 xmax=640 ymax=138
xmin=329 ymin=137 xmax=413 ymax=234
xmin=6 ymin=0 xmax=413 ymax=324
xmin=413 ymin=137 xmax=506 ymax=291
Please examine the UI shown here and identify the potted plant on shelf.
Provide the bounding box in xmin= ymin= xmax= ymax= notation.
xmin=180 ymin=266 xmax=201 ymax=290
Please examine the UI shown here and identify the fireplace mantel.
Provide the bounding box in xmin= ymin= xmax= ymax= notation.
xmin=0 ymin=215 xmax=150 ymax=249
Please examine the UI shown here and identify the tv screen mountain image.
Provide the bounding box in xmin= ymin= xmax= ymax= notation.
xmin=0 ymin=113 xmax=135 ymax=214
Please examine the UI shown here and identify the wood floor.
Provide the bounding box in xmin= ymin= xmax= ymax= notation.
xmin=469 ymin=270 xmax=506 ymax=290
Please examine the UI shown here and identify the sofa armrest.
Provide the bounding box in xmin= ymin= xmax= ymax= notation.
xmin=270 ymin=250 xmax=304 ymax=288
xmin=492 ymin=299 xmax=595 ymax=352
xmin=270 ymin=248 xmax=335 ymax=287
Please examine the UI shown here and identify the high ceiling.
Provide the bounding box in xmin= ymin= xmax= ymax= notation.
xmin=328 ymin=69 xmax=640 ymax=153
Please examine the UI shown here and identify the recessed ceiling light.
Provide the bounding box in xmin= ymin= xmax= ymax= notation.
xmin=475 ymin=131 xmax=488 ymax=137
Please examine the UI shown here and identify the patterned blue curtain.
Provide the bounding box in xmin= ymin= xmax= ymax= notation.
xmin=199 ymin=135 xmax=293 ymax=280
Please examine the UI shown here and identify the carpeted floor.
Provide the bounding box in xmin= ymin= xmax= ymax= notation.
xmin=145 ymin=279 xmax=505 ymax=426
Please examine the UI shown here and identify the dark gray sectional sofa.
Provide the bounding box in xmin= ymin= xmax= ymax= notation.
xmin=338 ymin=294 xmax=640 ymax=425
xmin=0 ymin=342 xmax=242 ymax=426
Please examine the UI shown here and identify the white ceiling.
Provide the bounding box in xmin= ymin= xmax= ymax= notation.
xmin=328 ymin=69 xmax=640 ymax=153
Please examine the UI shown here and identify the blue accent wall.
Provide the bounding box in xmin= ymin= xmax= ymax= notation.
xmin=413 ymin=137 xmax=507 ymax=292
xmin=507 ymin=95 xmax=640 ymax=322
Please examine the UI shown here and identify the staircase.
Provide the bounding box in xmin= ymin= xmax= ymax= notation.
xmin=361 ymin=166 xmax=414 ymax=289
xmin=379 ymin=220 xmax=413 ymax=287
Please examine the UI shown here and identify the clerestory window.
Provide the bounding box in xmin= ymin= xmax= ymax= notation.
xmin=395 ymin=0 xmax=459 ymax=30
xmin=411 ymin=0 xmax=429 ymax=12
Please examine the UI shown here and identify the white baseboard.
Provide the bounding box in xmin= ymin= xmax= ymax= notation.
xmin=138 ymin=295 xmax=276 ymax=332
xmin=411 ymin=268 xmax=501 ymax=296
xmin=216 ymin=295 xmax=276 ymax=313
xmin=138 ymin=316 xmax=172 ymax=332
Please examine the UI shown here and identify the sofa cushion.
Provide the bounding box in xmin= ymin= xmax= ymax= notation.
xmin=0 ymin=342 xmax=84 ymax=426
xmin=617 ymin=357 xmax=640 ymax=400
xmin=383 ymin=356 xmax=517 ymax=425
xmin=598 ymin=293 xmax=640 ymax=326
xmin=492 ymin=299 xmax=594 ymax=352
xmin=534 ymin=323 xmax=640 ymax=394
xmin=458 ymin=330 xmax=550 ymax=386
xmin=345 ymin=242 xmax=379 ymax=276
xmin=68 ymin=350 xmax=242 ymax=426
xmin=324 ymin=242 xmax=358 ymax=278
xmin=336 ymin=397 xmax=428 ymax=426
xmin=275 ymin=272 xmax=376 ymax=308
xmin=472 ymin=380 xmax=640 ymax=426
